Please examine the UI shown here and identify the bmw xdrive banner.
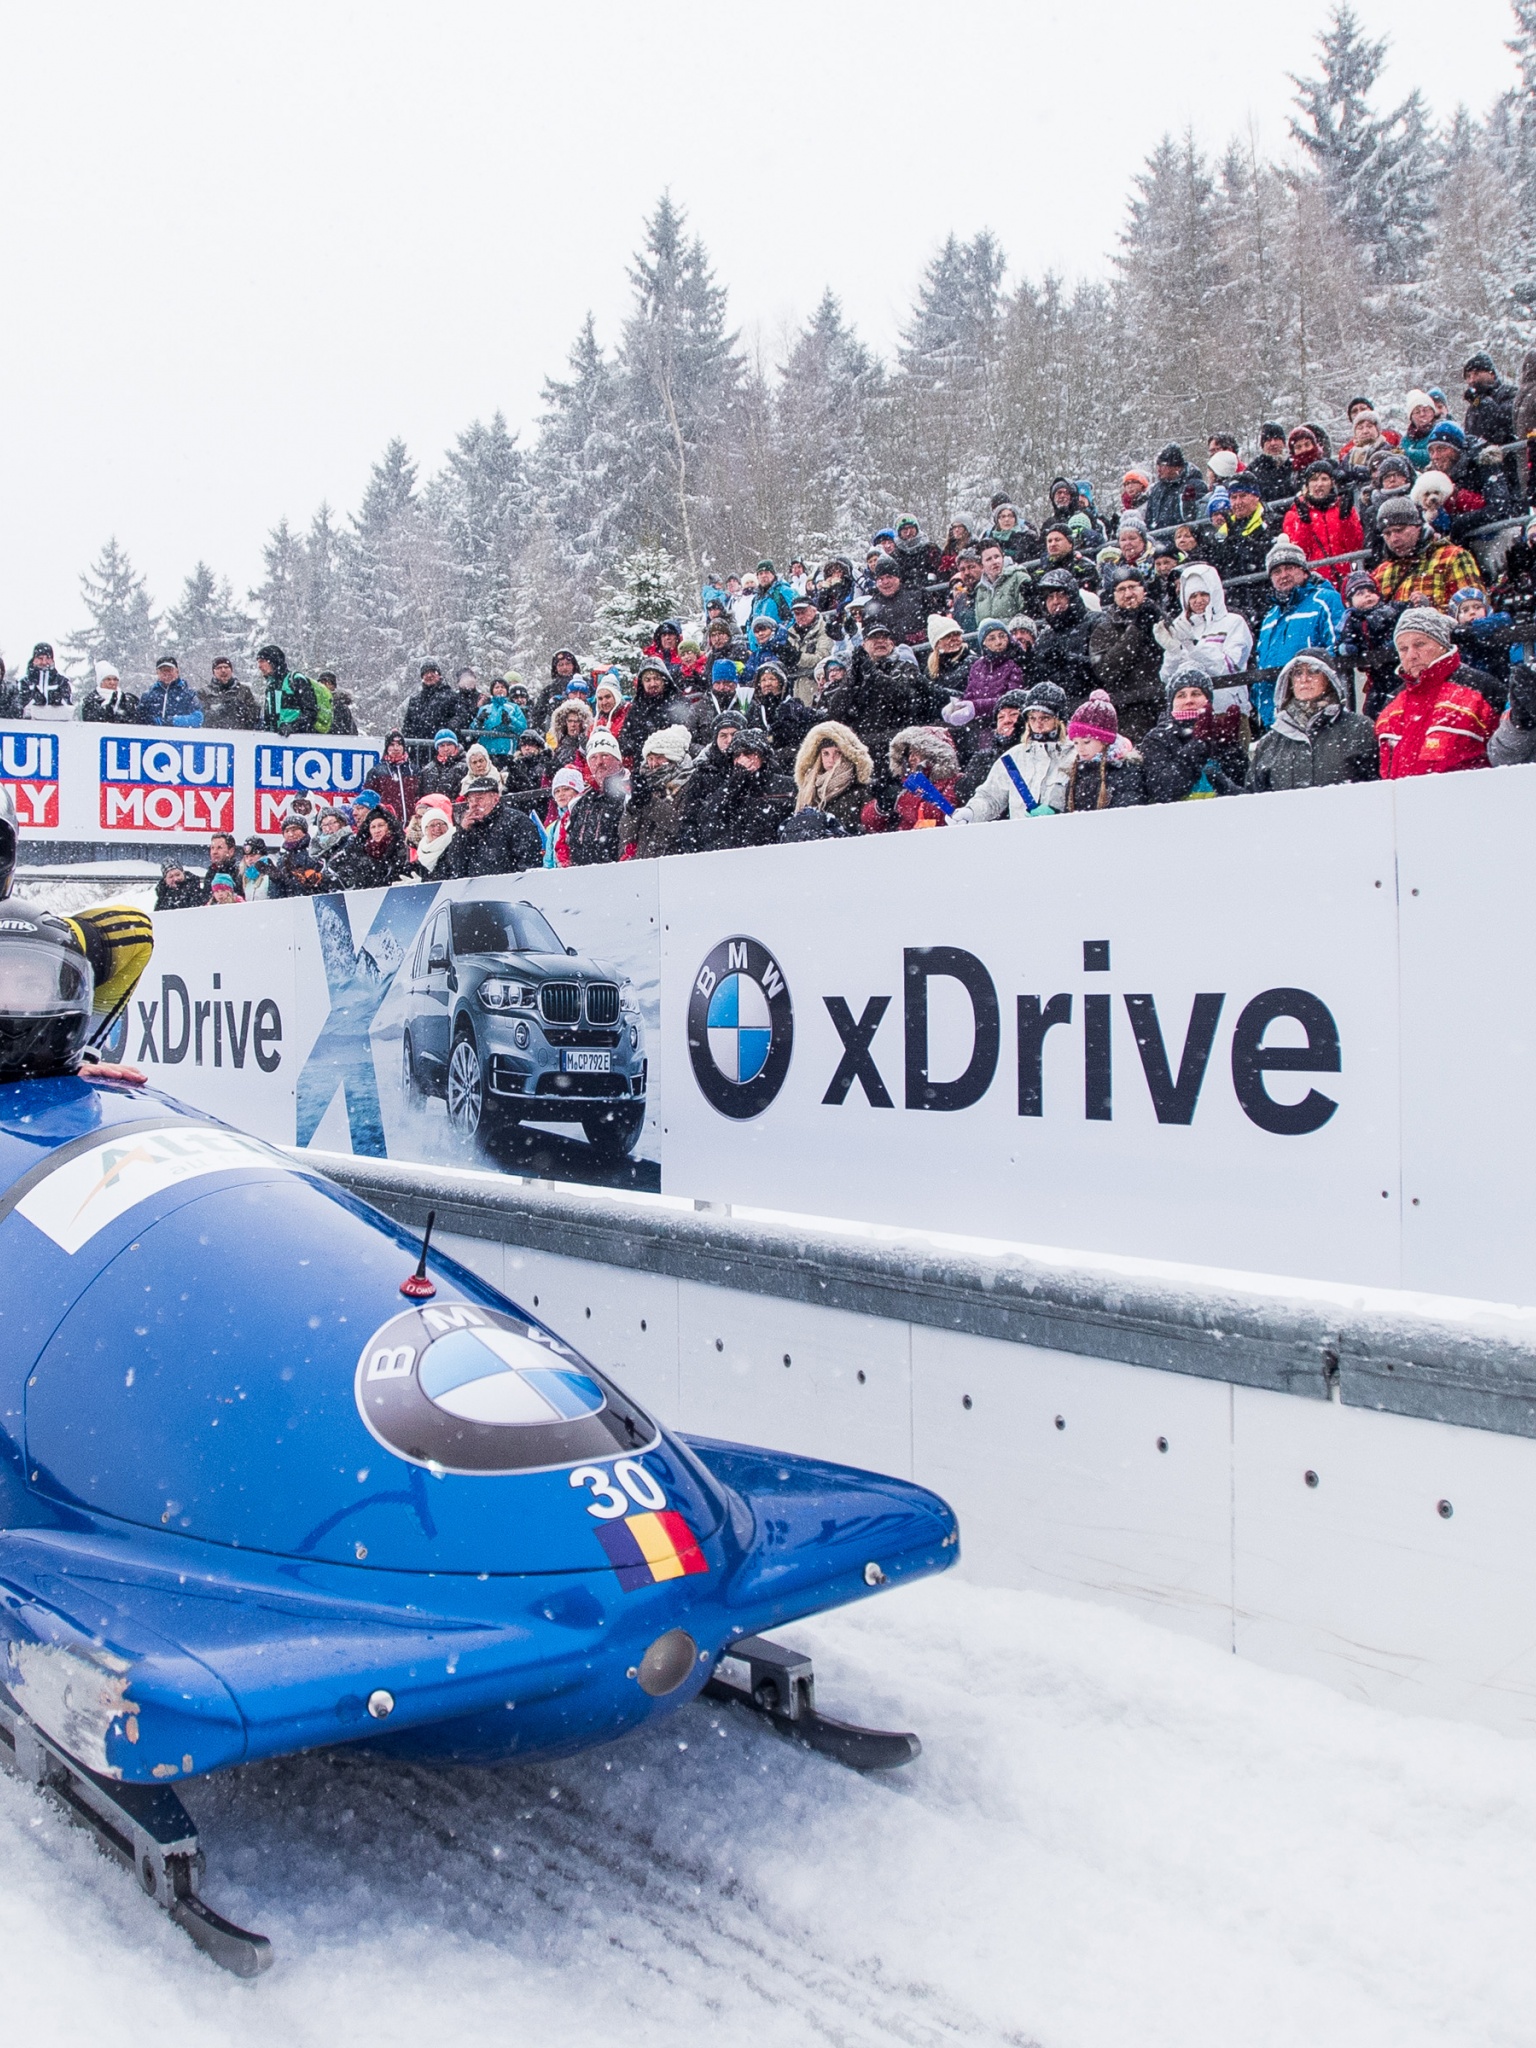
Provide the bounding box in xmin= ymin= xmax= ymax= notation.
xmin=145 ymin=865 xmax=662 ymax=1192
xmin=147 ymin=765 xmax=1536 ymax=1303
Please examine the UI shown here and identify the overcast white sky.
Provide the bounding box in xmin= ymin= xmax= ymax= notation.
xmin=0 ymin=0 xmax=1520 ymax=664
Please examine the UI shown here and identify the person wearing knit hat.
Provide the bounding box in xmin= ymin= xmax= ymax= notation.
xmin=154 ymin=858 xmax=210 ymax=911
xmin=1336 ymin=569 xmax=1404 ymax=720
xmin=1206 ymin=449 xmax=1240 ymax=482
xmin=1403 ymin=389 xmax=1440 ymax=469
xmin=1377 ymin=606 xmax=1498 ymax=778
xmin=1140 ymin=664 xmax=1250 ymax=802
xmin=1061 ymin=691 xmax=1145 ymax=812
xmin=1372 ymin=493 xmax=1487 ymax=611
xmin=622 ymin=724 xmax=699 ymax=859
xmin=78 ymin=656 xmax=143 ymax=725
xmin=584 ymin=728 xmax=625 ymax=784
xmin=1392 ymin=606 xmax=1453 ymax=652
xmin=1252 ymin=540 xmax=1345 ymax=726
xmin=950 ymin=668 xmax=1073 ymax=820
xmin=1067 ymin=691 xmax=1119 ymax=743
xmin=638 ymin=723 xmax=692 ymax=766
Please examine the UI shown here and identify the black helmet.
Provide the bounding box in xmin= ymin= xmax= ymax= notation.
xmin=0 ymin=786 xmax=15 ymax=901
xmin=1023 ymin=680 xmax=1068 ymax=716
xmin=0 ymin=903 xmax=95 ymax=1081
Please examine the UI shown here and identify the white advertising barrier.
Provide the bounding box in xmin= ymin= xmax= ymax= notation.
xmin=138 ymin=763 xmax=1536 ymax=1306
xmin=0 ymin=722 xmax=383 ymax=841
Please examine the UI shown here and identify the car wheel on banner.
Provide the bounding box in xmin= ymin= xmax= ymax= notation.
xmin=446 ymin=1032 xmax=485 ymax=1140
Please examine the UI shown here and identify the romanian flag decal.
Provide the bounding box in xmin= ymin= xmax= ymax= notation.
xmin=597 ymin=1510 xmax=710 ymax=1590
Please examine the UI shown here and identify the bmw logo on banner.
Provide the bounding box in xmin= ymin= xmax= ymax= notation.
xmin=687 ymin=936 xmax=793 ymax=1119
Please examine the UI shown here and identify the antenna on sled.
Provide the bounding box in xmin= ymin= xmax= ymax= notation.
xmin=400 ymin=1209 xmax=437 ymax=1299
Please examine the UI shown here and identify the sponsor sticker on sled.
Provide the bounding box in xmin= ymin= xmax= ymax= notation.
xmin=15 ymin=1124 xmax=289 ymax=1254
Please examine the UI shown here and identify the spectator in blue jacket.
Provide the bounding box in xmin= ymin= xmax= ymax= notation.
xmin=1253 ymin=540 xmax=1344 ymax=727
xmin=749 ymin=560 xmax=797 ymax=624
xmin=140 ymin=656 xmax=205 ymax=726
xmin=743 ymin=611 xmax=795 ymax=680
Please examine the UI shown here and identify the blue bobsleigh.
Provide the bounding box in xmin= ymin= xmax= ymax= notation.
xmin=0 ymin=1076 xmax=958 ymax=1975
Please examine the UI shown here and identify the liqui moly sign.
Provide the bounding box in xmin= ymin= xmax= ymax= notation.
xmin=1 ymin=731 xmax=60 ymax=828
xmin=254 ymin=743 xmax=379 ymax=834
xmin=99 ymin=737 xmax=236 ymax=834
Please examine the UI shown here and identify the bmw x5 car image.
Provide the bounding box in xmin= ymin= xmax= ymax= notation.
xmin=398 ymin=898 xmax=647 ymax=1157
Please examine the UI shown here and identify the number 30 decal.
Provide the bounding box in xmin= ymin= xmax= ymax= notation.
xmin=569 ymin=1459 xmax=668 ymax=1519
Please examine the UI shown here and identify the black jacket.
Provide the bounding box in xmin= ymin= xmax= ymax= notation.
xmin=826 ymin=649 xmax=941 ymax=747
xmin=78 ymin=688 xmax=144 ymax=724
xmin=1145 ymin=466 xmax=1206 ymax=531
xmin=1337 ymin=601 xmax=1405 ymax=720
xmin=21 ymin=664 xmax=71 ymax=708
xmin=1246 ymin=453 xmax=1296 ymax=505
xmin=1031 ymin=594 xmax=1095 ymax=704
xmin=1465 ymin=378 xmax=1517 ymax=447
xmin=621 ymin=686 xmax=691 ymax=762
xmin=861 ymin=583 xmax=929 ymax=645
xmin=401 ymin=680 xmax=464 ymax=741
xmin=1205 ymin=511 xmax=1281 ymax=626
xmin=325 ymin=817 xmax=409 ymax=890
xmin=1060 ymin=753 xmax=1145 ymax=811
xmin=753 ymin=687 xmax=816 ymax=756
xmin=1087 ymin=605 xmax=1165 ymax=742
xmin=417 ymin=755 xmax=468 ymax=800
xmin=1140 ymin=713 xmax=1248 ymax=802
xmin=436 ymin=801 xmax=542 ymax=880
xmin=690 ymin=765 xmax=796 ymax=852
xmin=565 ymin=790 xmax=627 ymax=866
xmin=891 ymin=532 xmax=945 ymax=592
xmin=199 ymin=678 xmax=262 ymax=729
xmin=266 ymin=843 xmax=328 ymax=897
xmin=154 ymin=872 xmax=210 ymax=911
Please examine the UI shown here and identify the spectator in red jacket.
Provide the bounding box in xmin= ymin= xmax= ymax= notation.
xmin=1282 ymin=464 xmax=1365 ymax=590
xmin=1376 ymin=608 xmax=1497 ymax=779
xmin=365 ymin=731 xmax=421 ymax=821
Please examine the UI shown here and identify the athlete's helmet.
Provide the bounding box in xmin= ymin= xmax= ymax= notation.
xmin=0 ymin=785 xmax=16 ymax=901
xmin=0 ymin=903 xmax=96 ymax=1080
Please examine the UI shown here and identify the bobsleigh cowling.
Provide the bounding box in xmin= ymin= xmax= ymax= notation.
xmin=0 ymin=1073 xmax=959 ymax=1971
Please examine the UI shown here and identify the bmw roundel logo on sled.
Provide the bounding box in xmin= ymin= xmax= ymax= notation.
xmin=355 ymin=1300 xmax=658 ymax=1475
xmin=687 ymin=936 xmax=793 ymax=1119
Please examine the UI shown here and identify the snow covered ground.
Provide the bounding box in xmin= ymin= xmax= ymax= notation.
xmin=3 ymin=1576 xmax=1534 ymax=2048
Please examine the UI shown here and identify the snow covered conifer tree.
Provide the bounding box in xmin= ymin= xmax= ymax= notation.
xmin=74 ymin=539 xmax=160 ymax=681
xmin=776 ymin=289 xmax=885 ymax=550
xmin=1115 ymin=134 xmax=1232 ymax=448
xmin=616 ymin=195 xmax=744 ymax=590
xmin=1288 ymin=3 xmax=1439 ymax=286
xmin=165 ymin=561 xmax=252 ymax=682
xmin=888 ymin=233 xmax=1006 ymax=529
xmin=589 ymin=544 xmax=689 ymax=675
xmin=533 ymin=313 xmax=626 ymax=628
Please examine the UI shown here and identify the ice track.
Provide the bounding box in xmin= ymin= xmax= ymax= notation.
xmin=4 ymin=1577 xmax=1536 ymax=2048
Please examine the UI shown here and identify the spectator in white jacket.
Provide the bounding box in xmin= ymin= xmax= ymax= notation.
xmin=951 ymin=683 xmax=1073 ymax=820
xmin=1153 ymin=563 xmax=1253 ymax=716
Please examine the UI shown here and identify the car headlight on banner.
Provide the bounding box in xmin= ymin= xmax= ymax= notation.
xmin=479 ymin=979 xmax=536 ymax=1011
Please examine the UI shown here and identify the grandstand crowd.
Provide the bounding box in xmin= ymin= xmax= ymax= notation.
xmin=5 ymin=352 xmax=1535 ymax=908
